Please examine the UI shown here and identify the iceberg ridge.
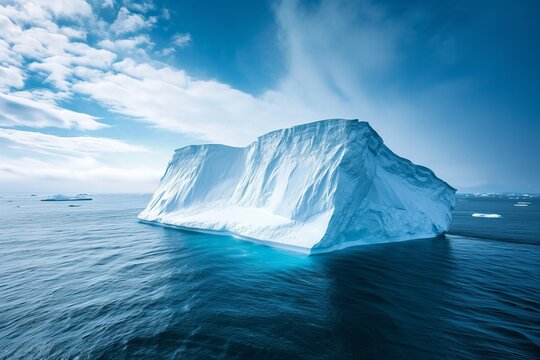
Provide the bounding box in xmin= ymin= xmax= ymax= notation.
xmin=139 ymin=119 xmax=456 ymax=254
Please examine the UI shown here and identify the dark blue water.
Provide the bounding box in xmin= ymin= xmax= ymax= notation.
xmin=1 ymin=194 xmax=539 ymax=359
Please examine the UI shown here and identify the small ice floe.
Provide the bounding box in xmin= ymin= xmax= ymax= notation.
xmin=514 ymin=201 xmax=531 ymax=207
xmin=472 ymin=213 xmax=502 ymax=218
xmin=41 ymin=194 xmax=92 ymax=201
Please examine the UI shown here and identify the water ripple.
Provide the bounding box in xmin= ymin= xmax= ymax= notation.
xmin=0 ymin=194 xmax=539 ymax=359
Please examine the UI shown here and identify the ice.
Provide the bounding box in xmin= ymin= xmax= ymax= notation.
xmin=472 ymin=213 xmax=502 ymax=218
xmin=41 ymin=194 xmax=93 ymax=201
xmin=139 ymin=119 xmax=456 ymax=254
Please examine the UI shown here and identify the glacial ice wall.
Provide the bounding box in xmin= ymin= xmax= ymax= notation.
xmin=139 ymin=119 xmax=456 ymax=253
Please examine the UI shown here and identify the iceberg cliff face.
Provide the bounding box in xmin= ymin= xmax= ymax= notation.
xmin=139 ymin=119 xmax=456 ymax=254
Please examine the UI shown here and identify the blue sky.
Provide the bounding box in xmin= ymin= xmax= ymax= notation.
xmin=0 ymin=0 xmax=538 ymax=193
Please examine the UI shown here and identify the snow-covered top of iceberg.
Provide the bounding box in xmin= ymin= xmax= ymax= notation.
xmin=139 ymin=119 xmax=456 ymax=254
xmin=41 ymin=194 xmax=93 ymax=201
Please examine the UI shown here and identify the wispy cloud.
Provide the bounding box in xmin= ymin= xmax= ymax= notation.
xmin=0 ymin=15 xmax=116 ymax=90
xmin=0 ymin=0 xmax=535 ymax=192
xmin=0 ymin=0 xmax=444 ymax=160
xmin=0 ymin=92 xmax=106 ymax=130
xmin=161 ymin=8 xmax=171 ymax=20
xmin=0 ymin=128 xmax=147 ymax=156
xmin=0 ymin=127 xmax=158 ymax=193
xmin=102 ymin=0 xmax=115 ymax=9
xmin=0 ymin=155 xmax=161 ymax=191
xmin=25 ymin=0 xmax=93 ymax=19
xmin=98 ymin=35 xmax=153 ymax=52
xmin=73 ymin=57 xmax=316 ymax=145
xmin=0 ymin=65 xmax=25 ymax=90
xmin=123 ymin=0 xmax=155 ymax=13
xmin=111 ymin=7 xmax=156 ymax=35
xmin=172 ymin=32 xmax=191 ymax=47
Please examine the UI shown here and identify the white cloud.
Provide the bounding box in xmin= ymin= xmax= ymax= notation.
xmin=11 ymin=89 xmax=71 ymax=104
xmin=172 ymin=33 xmax=191 ymax=47
xmin=98 ymin=35 xmax=152 ymax=52
xmin=0 ymin=2 xmax=55 ymax=32
xmin=123 ymin=0 xmax=155 ymax=13
xmin=29 ymin=61 xmax=72 ymax=89
xmin=33 ymin=0 xmax=93 ymax=19
xmin=0 ymin=121 xmax=156 ymax=193
xmin=27 ymin=1 xmax=390 ymax=147
xmin=102 ymin=0 xmax=115 ymax=9
xmin=0 ymin=0 xmax=92 ymax=25
xmin=0 ymin=65 xmax=25 ymax=89
xmin=59 ymin=26 xmax=87 ymax=40
xmin=0 ymin=11 xmax=116 ymax=90
xmin=111 ymin=7 xmax=155 ymax=35
xmin=0 ymin=92 xmax=106 ymax=130
xmin=0 ymin=128 xmax=147 ymax=156
xmin=0 ymin=39 xmax=22 ymax=68
xmin=0 ymin=0 xmax=489 ymax=192
xmin=0 ymin=155 xmax=161 ymax=189
xmin=273 ymin=0 xmax=399 ymax=118
xmin=162 ymin=8 xmax=170 ymax=20
xmin=74 ymin=62 xmax=321 ymax=144
xmin=0 ymin=0 xmax=404 ymax=148
xmin=72 ymin=66 xmax=104 ymax=81
xmin=0 ymin=125 xmax=160 ymax=193
xmin=158 ymin=47 xmax=175 ymax=56
xmin=74 ymin=59 xmax=276 ymax=144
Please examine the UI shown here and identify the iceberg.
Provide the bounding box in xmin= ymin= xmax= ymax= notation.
xmin=472 ymin=213 xmax=502 ymax=218
xmin=139 ymin=119 xmax=456 ymax=254
xmin=41 ymin=194 xmax=93 ymax=201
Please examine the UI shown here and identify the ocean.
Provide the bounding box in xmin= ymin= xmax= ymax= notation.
xmin=0 ymin=194 xmax=538 ymax=359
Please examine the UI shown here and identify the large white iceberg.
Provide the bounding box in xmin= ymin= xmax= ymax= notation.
xmin=139 ymin=119 xmax=456 ymax=254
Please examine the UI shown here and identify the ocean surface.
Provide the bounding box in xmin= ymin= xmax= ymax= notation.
xmin=0 ymin=194 xmax=539 ymax=359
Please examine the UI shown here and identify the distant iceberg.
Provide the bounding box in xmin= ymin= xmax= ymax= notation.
xmin=41 ymin=194 xmax=93 ymax=201
xmin=139 ymin=119 xmax=456 ymax=254
xmin=472 ymin=213 xmax=502 ymax=218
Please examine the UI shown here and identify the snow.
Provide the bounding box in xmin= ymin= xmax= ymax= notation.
xmin=41 ymin=194 xmax=93 ymax=201
xmin=472 ymin=213 xmax=502 ymax=218
xmin=139 ymin=119 xmax=456 ymax=254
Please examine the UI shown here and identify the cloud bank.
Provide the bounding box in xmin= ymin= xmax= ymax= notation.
xmin=0 ymin=0 xmax=537 ymax=192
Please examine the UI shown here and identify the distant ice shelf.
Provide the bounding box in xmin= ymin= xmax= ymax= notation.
xmin=139 ymin=119 xmax=456 ymax=254
xmin=41 ymin=194 xmax=93 ymax=201
xmin=472 ymin=213 xmax=502 ymax=218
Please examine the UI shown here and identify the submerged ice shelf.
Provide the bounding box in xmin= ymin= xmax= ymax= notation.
xmin=139 ymin=119 xmax=456 ymax=254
